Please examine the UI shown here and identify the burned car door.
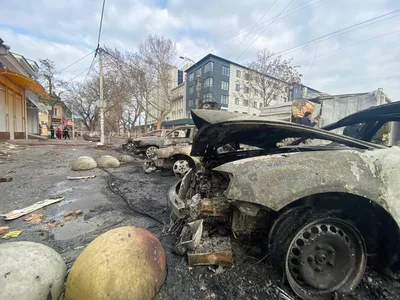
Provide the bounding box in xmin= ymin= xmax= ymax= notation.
xmin=164 ymin=127 xmax=194 ymax=147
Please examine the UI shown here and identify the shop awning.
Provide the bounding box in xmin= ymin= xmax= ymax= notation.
xmin=0 ymin=68 xmax=50 ymax=99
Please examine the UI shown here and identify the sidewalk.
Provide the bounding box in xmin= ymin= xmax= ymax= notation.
xmin=7 ymin=138 xmax=94 ymax=147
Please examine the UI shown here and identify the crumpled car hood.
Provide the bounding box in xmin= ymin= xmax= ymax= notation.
xmin=190 ymin=109 xmax=383 ymax=157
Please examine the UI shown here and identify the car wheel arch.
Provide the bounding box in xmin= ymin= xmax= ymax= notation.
xmin=275 ymin=192 xmax=400 ymax=271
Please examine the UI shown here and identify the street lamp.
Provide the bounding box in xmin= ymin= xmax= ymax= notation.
xmin=179 ymin=56 xmax=201 ymax=108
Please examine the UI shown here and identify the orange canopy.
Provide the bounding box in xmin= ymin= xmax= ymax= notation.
xmin=0 ymin=68 xmax=50 ymax=99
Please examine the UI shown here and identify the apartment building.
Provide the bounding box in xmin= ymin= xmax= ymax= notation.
xmin=185 ymin=54 xmax=291 ymax=116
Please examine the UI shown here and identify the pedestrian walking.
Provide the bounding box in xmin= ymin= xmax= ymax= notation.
xmin=56 ymin=127 xmax=62 ymax=139
xmin=50 ymin=125 xmax=55 ymax=139
xmin=63 ymin=126 xmax=70 ymax=139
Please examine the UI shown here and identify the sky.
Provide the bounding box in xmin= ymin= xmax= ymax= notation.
xmin=1 ymin=0 xmax=399 ymax=99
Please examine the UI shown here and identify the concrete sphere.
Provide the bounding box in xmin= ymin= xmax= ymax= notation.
xmin=0 ymin=242 xmax=67 ymax=300
xmin=65 ymin=226 xmax=166 ymax=300
xmin=96 ymin=155 xmax=120 ymax=168
xmin=71 ymin=156 xmax=97 ymax=171
xmin=118 ymin=155 xmax=136 ymax=163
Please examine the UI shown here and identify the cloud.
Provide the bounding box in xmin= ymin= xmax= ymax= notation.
xmin=0 ymin=0 xmax=398 ymax=98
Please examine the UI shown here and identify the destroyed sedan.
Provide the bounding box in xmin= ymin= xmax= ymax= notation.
xmin=169 ymin=103 xmax=400 ymax=300
xmin=130 ymin=126 xmax=196 ymax=158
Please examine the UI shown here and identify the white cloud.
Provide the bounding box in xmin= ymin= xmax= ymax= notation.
xmin=0 ymin=0 xmax=398 ymax=98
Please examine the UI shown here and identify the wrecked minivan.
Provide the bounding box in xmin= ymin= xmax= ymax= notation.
xmin=169 ymin=103 xmax=400 ymax=300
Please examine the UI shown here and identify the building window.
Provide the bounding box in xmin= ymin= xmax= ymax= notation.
xmin=222 ymin=65 xmax=230 ymax=76
xmin=221 ymin=95 xmax=229 ymax=105
xmin=243 ymin=100 xmax=248 ymax=106
xmin=272 ymin=94 xmax=277 ymax=100
xmin=244 ymin=86 xmax=250 ymax=94
xmin=221 ymin=81 xmax=229 ymax=90
xmin=283 ymin=97 xmax=287 ymax=102
xmin=234 ymin=110 xmax=239 ymax=113
xmin=242 ymin=112 xmax=247 ymax=114
xmin=189 ymin=85 xmax=194 ymax=94
xmin=196 ymin=68 xmax=201 ymax=77
xmin=235 ymin=97 xmax=239 ymax=105
xmin=204 ymin=61 xmax=214 ymax=73
xmin=245 ymin=73 xmax=250 ymax=81
xmin=203 ymin=77 xmax=213 ymax=88
xmin=203 ymin=92 xmax=213 ymax=100
xmin=188 ymin=99 xmax=194 ymax=107
xmin=259 ymin=102 xmax=263 ymax=108
xmin=53 ymin=108 xmax=58 ymax=116
xmin=189 ymin=72 xmax=194 ymax=81
xmin=236 ymin=70 xmax=241 ymax=78
xmin=235 ymin=84 xmax=240 ymax=92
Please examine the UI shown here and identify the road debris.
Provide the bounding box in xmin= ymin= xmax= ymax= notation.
xmin=75 ymin=210 xmax=83 ymax=215
xmin=64 ymin=211 xmax=74 ymax=218
xmin=2 ymin=230 xmax=23 ymax=239
xmin=39 ymin=220 xmax=63 ymax=232
xmin=24 ymin=214 xmax=43 ymax=224
xmin=0 ymin=176 xmax=13 ymax=182
xmin=1 ymin=197 xmax=64 ymax=220
xmin=0 ymin=226 xmax=10 ymax=234
xmin=67 ymin=175 xmax=96 ymax=180
xmin=267 ymin=285 xmax=295 ymax=300
xmin=188 ymin=236 xmax=233 ymax=266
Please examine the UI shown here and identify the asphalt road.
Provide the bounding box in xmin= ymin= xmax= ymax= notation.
xmin=0 ymin=143 xmax=399 ymax=300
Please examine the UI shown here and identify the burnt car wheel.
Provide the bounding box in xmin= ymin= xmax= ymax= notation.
xmin=172 ymin=159 xmax=191 ymax=177
xmin=145 ymin=146 xmax=158 ymax=158
xmin=270 ymin=209 xmax=366 ymax=300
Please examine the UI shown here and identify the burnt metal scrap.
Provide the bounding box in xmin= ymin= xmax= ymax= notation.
xmin=168 ymin=104 xmax=400 ymax=300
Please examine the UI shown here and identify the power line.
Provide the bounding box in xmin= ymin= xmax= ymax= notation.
xmin=236 ymin=0 xmax=295 ymax=60
xmin=190 ymin=0 xmax=323 ymax=61
xmin=303 ymin=42 xmax=317 ymax=83
xmin=83 ymin=54 xmax=98 ymax=83
xmin=233 ymin=0 xmax=279 ymax=51
xmin=58 ymin=50 xmax=96 ymax=73
xmin=274 ymin=9 xmax=400 ymax=57
xmin=312 ymin=75 xmax=400 ymax=85
xmin=97 ymin=0 xmax=107 ymax=47
xmin=296 ymin=29 xmax=400 ymax=65
xmin=68 ymin=59 xmax=98 ymax=81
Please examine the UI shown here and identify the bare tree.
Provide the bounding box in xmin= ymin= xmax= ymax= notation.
xmin=38 ymin=59 xmax=66 ymax=124
xmin=240 ymin=49 xmax=302 ymax=107
xmin=103 ymin=36 xmax=177 ymax=131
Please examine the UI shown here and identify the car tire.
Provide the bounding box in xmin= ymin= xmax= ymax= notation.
xmin=172 ymin=159 xmax=192 ymax=177
xmin=269 ymin=208 xmax=367 ymax=300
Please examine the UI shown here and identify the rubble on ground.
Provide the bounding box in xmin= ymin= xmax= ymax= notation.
xmin=0 ymin=242 xmax=66 ymax=300
xmin=96 ymin=155 xmax=120 ymax=168
xmin=118 ymin=154 xmax=136 ymax=163
xmin=65 ymin=226 xmax=166 ymax=300
xmin=71 ymin=156 xmax=97 ymax=171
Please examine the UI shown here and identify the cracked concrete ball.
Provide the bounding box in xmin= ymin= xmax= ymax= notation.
xmin=96 ymin=155 xmax=120 ymax=168
xmin=118 ymin=155 xmax=136 ymax=163
xmin=71 ymin=156 xmax=97 ymax=171
xmin=65 ymin=226 xmax=166 ymax=300
xmin=0 ymin=242 xmax=67 ymax=300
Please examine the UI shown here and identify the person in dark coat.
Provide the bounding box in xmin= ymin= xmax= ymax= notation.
xmin=299 ymin=111 xmax=318 ymax=127
xmin=63 ymin=126 xmax=70 ymax=139
xmin=50 ymin=125 xmax=55 ymax=139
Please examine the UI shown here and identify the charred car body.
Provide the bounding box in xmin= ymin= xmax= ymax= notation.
xmin=169 ymin=103 xmax=400 ymax=300
xmin=122 ymin=129 xmax=171 ymax=152
xmin=128 ymin=126 xmax=196 ymax=158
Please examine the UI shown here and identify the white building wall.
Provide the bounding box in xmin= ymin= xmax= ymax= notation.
xmin=228 ymin=64 xmax=289 ymax=116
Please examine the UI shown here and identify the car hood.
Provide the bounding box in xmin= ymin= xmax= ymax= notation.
xmin=133 ymin=136 xmax=161 ymax=142
xmin=190 ymin=109 xmax=384 ymax=157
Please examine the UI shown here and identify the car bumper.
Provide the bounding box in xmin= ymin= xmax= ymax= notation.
xmin=168 ymin=181 xmax=186 ymax=219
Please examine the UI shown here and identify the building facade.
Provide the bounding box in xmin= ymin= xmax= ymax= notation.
xmin=0 ymin=40 xmax=48 ymax=140
xmin=185 ymin=54 xmax=291 ymax=116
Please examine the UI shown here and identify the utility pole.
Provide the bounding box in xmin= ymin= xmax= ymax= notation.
xmin=98 ymin=47 xmax=105 ymax=144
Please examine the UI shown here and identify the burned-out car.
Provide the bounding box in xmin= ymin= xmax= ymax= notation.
xmin=122 ymin=129 xmax=171 ymax=152
xmin=169 ymin=103 xmax=400 ymax=300
xmin=144 ymin=145 xmax=199 ymax=177
xmin=129 ymin=126 xmax=196 ymax=158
